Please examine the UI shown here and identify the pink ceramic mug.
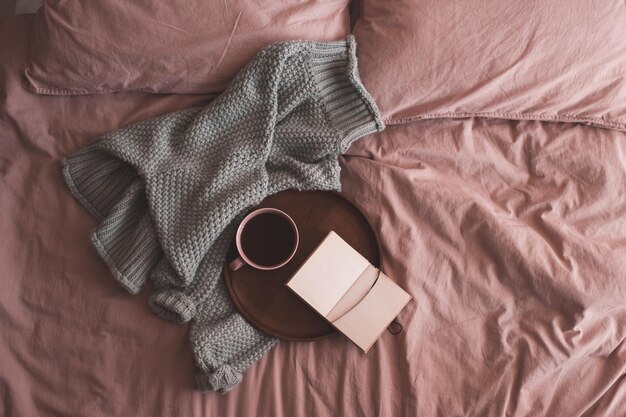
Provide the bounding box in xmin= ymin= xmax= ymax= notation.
xmin=229 ymin=208 xmax=299 ymax=271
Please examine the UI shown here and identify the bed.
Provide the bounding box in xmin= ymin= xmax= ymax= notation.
xmin=2 ymin=1 xmax=626 ymax=416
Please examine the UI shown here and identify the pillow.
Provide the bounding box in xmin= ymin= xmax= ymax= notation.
xmin=22 ymin=0 xmax=350 ymax=95
xmin=354 ymin=0 xmax=626 ymax=131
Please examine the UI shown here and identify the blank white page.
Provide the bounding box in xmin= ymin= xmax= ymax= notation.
xmin=286 ymin=231 xmax=369 ymax=317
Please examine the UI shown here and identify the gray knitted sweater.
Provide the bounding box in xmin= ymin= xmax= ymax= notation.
xmin=62 ymin=36 xmax=384 ymax=392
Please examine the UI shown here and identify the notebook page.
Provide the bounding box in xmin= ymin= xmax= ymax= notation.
xmin=287 ymin=231 xmax=370 ymax=317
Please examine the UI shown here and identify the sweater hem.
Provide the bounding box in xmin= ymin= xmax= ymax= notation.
xmin=91 ymin=232 xmax=144 ymax=295
xmin=61 ymin=157 xmax=106 ymax=221
xmin=62 ymin=155 xmax=161 ymax=295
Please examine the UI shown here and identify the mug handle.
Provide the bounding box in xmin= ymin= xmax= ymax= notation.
xmin=229 ymin=256 xmax=246 ymax=271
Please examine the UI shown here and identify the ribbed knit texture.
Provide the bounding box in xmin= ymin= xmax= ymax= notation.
xmin=62 ymin=36 xmax=384 ymax=392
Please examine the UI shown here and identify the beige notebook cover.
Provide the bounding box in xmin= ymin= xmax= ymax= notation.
xmin=286 ymin=231 xmax=411 ymax=352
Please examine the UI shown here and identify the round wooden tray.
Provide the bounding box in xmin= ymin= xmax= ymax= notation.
xmin=224 ymin=190 xmax=380 ymax=341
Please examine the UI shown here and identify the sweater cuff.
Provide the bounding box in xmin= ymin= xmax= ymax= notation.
xmin=308 ymin=35 xmax=385 ymax=152
xmin=195 ymin=365 xmax=242 ymax=393
xmin=149 ymin=290 xmax=196 ymax=323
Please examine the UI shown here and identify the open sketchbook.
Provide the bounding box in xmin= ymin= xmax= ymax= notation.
xmin=286 ymin=231 xmax=411 ymax=352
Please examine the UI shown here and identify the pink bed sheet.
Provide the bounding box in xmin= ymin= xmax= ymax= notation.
xmin=3 ymin=15 xmax=626 ymax=417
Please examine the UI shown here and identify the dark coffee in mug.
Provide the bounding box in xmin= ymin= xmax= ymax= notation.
xmin=240 ymin=212 xmax=297 ymax=267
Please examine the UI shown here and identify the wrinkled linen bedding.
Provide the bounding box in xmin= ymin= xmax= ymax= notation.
xmin=2 ymin=15 xmax=626 ymax=417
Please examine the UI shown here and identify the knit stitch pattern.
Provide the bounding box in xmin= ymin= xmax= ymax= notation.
xmin=62 ymin=36 xmax=384 ymax=392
